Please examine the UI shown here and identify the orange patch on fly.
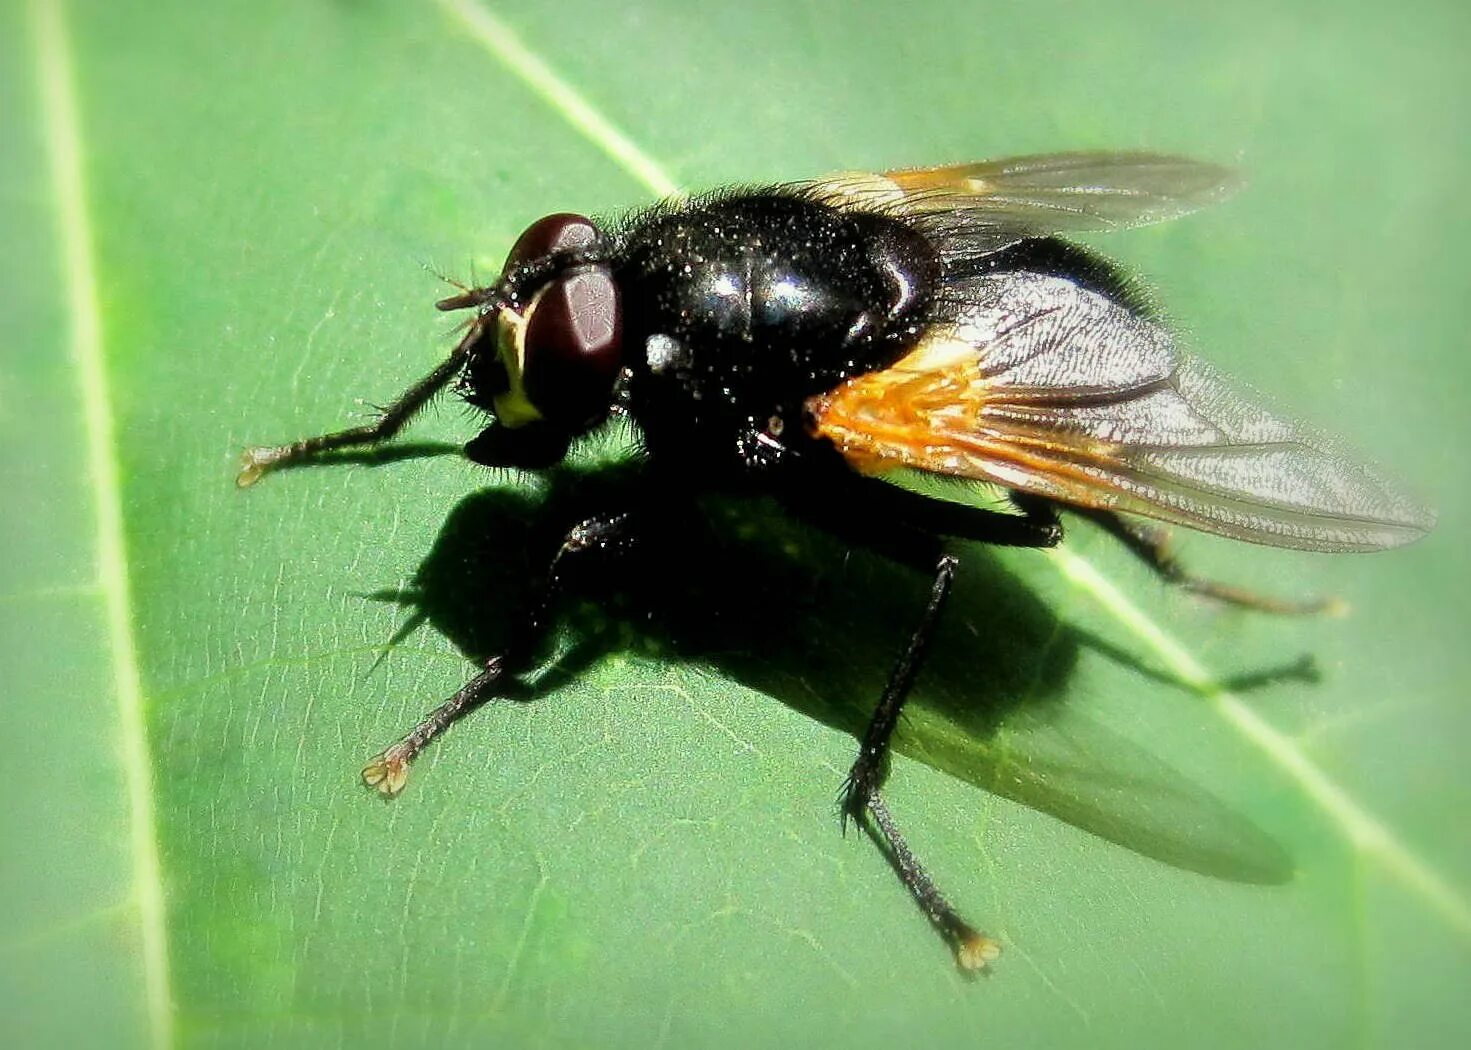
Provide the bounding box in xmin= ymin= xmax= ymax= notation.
xmin=806 ymin=329 xmax=989 ymax=473
xmin=807 ymin=331 xmax=1135 ymax=512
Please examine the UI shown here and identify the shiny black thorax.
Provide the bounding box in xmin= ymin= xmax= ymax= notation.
xmin=610 ymin=190 xmax=940 ymax=476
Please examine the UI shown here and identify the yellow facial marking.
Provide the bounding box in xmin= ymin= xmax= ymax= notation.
xmin=489 ymin=288 xmax=548 ymax=428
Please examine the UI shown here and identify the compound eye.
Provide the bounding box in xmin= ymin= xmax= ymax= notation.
xmin=521 ymin=266 xmax=623 ymax=427
xmin=503 ymin=213 xmax=599 ymax=273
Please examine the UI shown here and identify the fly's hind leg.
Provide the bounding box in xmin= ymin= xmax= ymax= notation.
xmin=1078 ymin=506 xmax=1345 ymax=616
xmin=236 ymin=317 xmax=486 ymax=487
xmin=361 ymin=509 xmax=637 ymax=796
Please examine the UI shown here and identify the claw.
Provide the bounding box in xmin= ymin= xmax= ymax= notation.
xmin=236 ymin=445 xmax=288 ymax=488
xmin=361 ymin=749 xmax=410 ymax=797
xmin=955 ymin=931 xmax=1002 ymax=971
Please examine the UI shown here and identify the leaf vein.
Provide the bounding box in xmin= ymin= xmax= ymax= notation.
xmin=432 ymin=0 xmax=679 ymax=197
xmin=1048 ymin=547 xmax=1471 ymax=937
xmin=31 ymin=1 xmax=174 ymax=1045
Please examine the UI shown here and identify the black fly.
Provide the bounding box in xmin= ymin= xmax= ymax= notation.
xmin=239 ymin=152 xmax=1433 ymax=970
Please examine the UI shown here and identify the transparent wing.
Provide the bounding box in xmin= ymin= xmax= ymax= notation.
xmin=801 ymin=151 xmax=1242 ymax=236
xmin=808 ymin=272 xmax=1435 ymax=552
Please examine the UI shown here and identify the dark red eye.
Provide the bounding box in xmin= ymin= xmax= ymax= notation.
xmin=503 ymin=213 xmax=599 ymax=273
xmin=521 ymin=266 xmax=623 ymax=428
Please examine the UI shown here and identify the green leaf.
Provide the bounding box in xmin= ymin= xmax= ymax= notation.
xmin=4 ymin=0 xmax=1468 ymax=1047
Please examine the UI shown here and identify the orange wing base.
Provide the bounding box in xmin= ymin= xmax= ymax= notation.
xmin=806 ymin=333 xmax=1129 ymax=512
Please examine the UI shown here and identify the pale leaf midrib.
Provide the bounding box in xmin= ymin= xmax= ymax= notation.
xmin=1048 ymin=547 xmax=1471 ymax=935
xmin=432 ymin=0 xmax=677 ymax=199
xmin=436 ymin=0 xmax=1471 ymax=937
xmin=31 ymin=1 xmax=174 ymax=1047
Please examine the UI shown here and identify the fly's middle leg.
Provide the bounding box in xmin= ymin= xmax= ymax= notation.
xmin=840 ymin=554 xmax=957 ymax=827
xmin=837 ymin=553 xmax=1000 ymax=970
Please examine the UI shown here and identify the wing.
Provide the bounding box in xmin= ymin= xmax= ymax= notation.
xmin=807 ymin=272 xmax=1435 ymax=552
xmin=800 ymin=151 xmax=1242 ymax=239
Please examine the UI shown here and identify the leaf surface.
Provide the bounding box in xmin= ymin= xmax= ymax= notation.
xmin=3 ymin=0 xmax=1469 ymax=1047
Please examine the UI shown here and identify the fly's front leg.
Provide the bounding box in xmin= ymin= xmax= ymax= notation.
xmin=236 ymin=317 xmax=486 ymax=487
xmin=361 ymin=509 xmax=637 ymax=797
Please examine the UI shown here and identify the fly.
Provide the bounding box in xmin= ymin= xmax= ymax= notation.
xmin=238 ymin=152 xmax=1434 ymax=970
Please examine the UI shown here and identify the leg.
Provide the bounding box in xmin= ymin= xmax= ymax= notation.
xmin=782 ymin=470 xmax=1063 ymax=572
xmin=1080 ymin=508 xmax=1344 ymax=616
xmin=866 ymin=792 xmax=1000 ymax=971
xmin=361 ymin=509 xmax=636 ymax=796
xmin=836 ymin=497 xmax=1062 ymax=823
xmin=840 ymin=554 xmax=958 ymax=828
xmin=839 ymin=554 xmax=1001 ymax=970
xmin=876 ymin=482 xmax=1065 ymax=547
xmin=236 ymin=318 xmax=485 ymax=487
